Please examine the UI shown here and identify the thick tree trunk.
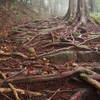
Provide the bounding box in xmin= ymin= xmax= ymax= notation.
xmin=64 ymin=0 xmax=91 ymax=25
xmin=63 ymin=0 xmax=76 ymax=20
xmin=78 ymin=0 xmax=89 ymax=24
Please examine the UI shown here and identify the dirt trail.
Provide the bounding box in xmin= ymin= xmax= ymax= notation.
xmin=0 ymin=17 xmax=100 ymax=100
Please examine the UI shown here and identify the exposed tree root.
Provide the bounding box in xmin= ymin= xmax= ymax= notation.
xmin=0 ymin=52 xmax=37 ymax=60
xmin=0 ymin=70 xmax=21 ymax=100
xmin=0 ymin=87 xmax=44 ymax=97
xmin=43 ymin=42 xmax=92 ymax=51
xmin=69 ymin=88 xmax=93 ymax=100
xmin=0 ymin=52 xmax=28 ymax=59
xmin=89 ymin=74 xmax=100 ymax=81
xmin=80 ymin=73 xmax=100 ymax=91
xmin=0 ymin=11 xmax=100 ymax=100
xmin=8 ymin=83 xmax=21 ymax=100
xmin=79 ymin=35 xmax=100 ymax=45
xmin=0 ymin=70 xmax=45 ymax=99
xmin=0 ymin=67 xmax=97 ymax=84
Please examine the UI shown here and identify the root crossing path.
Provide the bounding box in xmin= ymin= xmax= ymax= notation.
xmin=0 ymin=17 xmax=100 ymax=100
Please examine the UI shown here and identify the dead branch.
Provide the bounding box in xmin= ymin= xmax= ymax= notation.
xmin=46 ymin=88 xmax=60 ymax=100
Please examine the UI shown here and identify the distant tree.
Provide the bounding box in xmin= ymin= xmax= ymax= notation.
xmin=89 ymin=0 xmax=98 ymax=12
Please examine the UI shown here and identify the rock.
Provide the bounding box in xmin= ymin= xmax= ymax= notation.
xmin=43 ymin=51 xmax=77 ymax=63
xmin=77 ymin=51 xmax=100 ymax=62
xmin=15 ymin=34 xmax=33 ymax=43
xmin=3 ymin=33 xmax=9 ymax=38
xmin=27 ymin=47 xmax=35 ymax=54
xmin=96 ymin=44 xmax=100 ymax=49
xmin=15 ymin=38 xmax=27 ymax=43
xmin=72 ymin=32 xmax=80 ymax=37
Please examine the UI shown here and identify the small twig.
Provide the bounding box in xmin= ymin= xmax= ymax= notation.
xmin=5 ymin=67 xmax=27 ymax=81
xmin=46 ymin=88 xmax=60 ymax=100
xmin=1 ymin=93 xmax=12 ymax=100
xmin=23 ymin=34 xmax=41 ymax=47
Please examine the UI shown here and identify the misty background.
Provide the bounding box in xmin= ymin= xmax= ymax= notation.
xmin=16 ymin=0 xmax=100 ymax=18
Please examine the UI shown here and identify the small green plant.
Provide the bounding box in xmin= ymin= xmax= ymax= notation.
xmin=90 ymin=12 xmax=100 ymax=24
xmin=22 ymin=10 xmax=30 ymax=15
xmin=0 ymin=23 xmax=2 ymax=27
xmin=33 ymin=7 xmax=39 ymax=13
xmin=12 ymin=28 xmax=25 ymax=32
xmin=1 ymin=5 xmax=7 ymax=10
xmin=16 ymin=12 xmax=22 ymax=21
xmin=8 ymin=20 xmax=13 ymax=24
xmin=10 ymin=4 xmax=15 ymax=10
xmin=32 ymin=15 xmax=38 ymax=21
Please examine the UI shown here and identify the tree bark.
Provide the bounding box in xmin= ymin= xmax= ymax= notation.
xmin=63 ymin=0 xmax=76 ymax=20
xmin=64 ymin=0 xmax=91 ymax=25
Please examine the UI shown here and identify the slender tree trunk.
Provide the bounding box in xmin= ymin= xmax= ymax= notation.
xmin=89 ymin=0 xmax=98 ymax=12
xmin=48 ymin=0 xmax=52 ymax=14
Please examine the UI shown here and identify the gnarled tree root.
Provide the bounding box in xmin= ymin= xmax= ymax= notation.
xmin=80 ymin=73 xmax=100 ymax=91
xmin=0 ymin=87 xmax=45 ymax=97
xmin=0 ymin=67 xmax=97 ymax=84
xmin=0 ymin=52 xmax=35 ymax=60
xmin=69 ymin=88 xmax=93 ymax=100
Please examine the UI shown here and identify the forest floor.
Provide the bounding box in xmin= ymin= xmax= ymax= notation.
xmin=0 ymin=3 xmax=100 ymax=100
